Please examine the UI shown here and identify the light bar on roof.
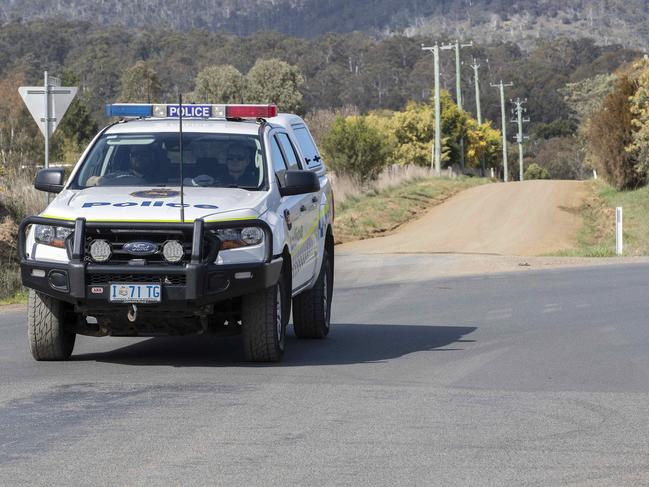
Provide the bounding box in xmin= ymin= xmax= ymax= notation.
xmin=105 ymin=103 xmax=278 ymax=119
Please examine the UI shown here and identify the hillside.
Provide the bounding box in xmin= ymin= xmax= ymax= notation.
xmin=2 ymin=0 xmax=648 ymax=47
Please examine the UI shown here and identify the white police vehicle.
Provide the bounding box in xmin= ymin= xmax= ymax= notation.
xmin=19 ymin=103 xmax=334 ymax=362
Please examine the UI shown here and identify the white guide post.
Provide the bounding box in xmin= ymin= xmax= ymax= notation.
xmin=615 ymin=207 xmax=623 ymax=256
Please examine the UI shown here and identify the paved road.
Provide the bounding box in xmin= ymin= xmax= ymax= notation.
xmin=1 ymin=257 xmax=648 ymax=486
xmin=340 ymin=180 xmax=588 ymax=256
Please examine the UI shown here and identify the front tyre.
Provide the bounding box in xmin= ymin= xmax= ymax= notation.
xmin=27 ymin=290 xmax=76 ymax=361
xmin=242 ymin=275 xmax=286 ymax=362
xmin=293 ymin=249 xmax=333 ymax=339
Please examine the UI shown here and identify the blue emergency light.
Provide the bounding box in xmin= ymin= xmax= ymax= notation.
xmin=105 ymin=104 xmax=153 ymax=118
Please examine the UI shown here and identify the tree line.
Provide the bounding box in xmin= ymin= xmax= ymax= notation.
xmin=0 ymin=19 xmax=641 ymax=179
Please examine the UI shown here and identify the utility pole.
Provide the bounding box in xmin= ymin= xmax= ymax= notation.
xmin=491 ymin=80 xmax=513 ymax=182
xmin=422 ymin=43 xmax=441 ymax=173
xmin=441 ymin=40 xmax=472 ymax=172
xmin=470 ymin=58 xmax=485 ymax=176
xmin=511 ymin=98 xmax=530 ymax=182
xmin=470 ymin=59 xmax=482 ymax=125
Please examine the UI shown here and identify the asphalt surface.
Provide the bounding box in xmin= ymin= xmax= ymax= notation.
xmin=1 ymin=256 xmax=649 ymax=486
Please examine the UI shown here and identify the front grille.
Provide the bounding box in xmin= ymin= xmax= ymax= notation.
xmin=88 ymin=273 xmax=186 ymax=285
xmin=83 ymin=227 xmax=215 ymax=265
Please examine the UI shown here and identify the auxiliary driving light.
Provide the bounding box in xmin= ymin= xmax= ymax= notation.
xmin=89 ymin=239 xmax=111 ymax=262
xmin=162 ymin=240 xmax=184 ymax=263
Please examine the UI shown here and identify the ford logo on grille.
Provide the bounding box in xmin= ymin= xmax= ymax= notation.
xmin=123 ymin=241 xmax=158 ymax=256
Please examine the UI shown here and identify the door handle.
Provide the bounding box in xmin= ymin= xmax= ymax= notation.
xmin=284 ymin=209 xmax=292 ymax=230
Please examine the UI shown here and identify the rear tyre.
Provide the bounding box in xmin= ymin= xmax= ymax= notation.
xmin=293 ymin=249 xmax=333 ymax=339
xmin=27 ymin=290 xmax=76 ymax=361
xmin=242 ymin=275 xmax=286 ymax=362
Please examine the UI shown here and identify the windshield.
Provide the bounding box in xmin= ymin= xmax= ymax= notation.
xmin=71 ymin=132 xmax=265 ymax=190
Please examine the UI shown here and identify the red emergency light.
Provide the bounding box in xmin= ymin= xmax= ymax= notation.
xmin=225 ymin=104 xmax=277 ymax=119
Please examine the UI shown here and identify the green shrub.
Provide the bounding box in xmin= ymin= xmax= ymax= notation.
xmin=524 ymin=163 xmax=551 ymax=180
xmin=322 ymin=116 xmax=391 ymax=184
xmin=588 ymin=76 xmax=643 ymax=190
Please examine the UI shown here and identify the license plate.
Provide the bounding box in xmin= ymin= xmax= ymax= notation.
xmin=109 ymin=283 xmax=161 ymax=303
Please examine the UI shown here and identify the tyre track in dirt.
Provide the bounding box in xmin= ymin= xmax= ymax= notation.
xmin=338 ymin=180 xmax=589 ymax=256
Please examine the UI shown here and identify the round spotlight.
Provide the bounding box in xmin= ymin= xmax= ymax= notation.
xmin=240 ymin=227 xmax=264 ymax=245
xmin=162 ymin=240 xmax=184 ymax=263
xmin=89 ymin=239 xmax=111 ymax=262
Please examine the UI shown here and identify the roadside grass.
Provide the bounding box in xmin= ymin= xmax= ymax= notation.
xmin=0 ymin=264 xmax=27 ymax=304
xmin=554 ymin=180 xmax=649 ymax=257
xmin=333 ymin=170 xmax=489 ymax=243
xmin=0 ymin=168 xmax=44 ymax=222
xmin=0 ymin=169 xmax=43 ymax=305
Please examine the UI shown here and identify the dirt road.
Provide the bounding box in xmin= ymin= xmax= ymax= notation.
xmin=339 ymin=180 xmax=589 ymax=256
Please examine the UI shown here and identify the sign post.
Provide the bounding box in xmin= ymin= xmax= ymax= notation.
xmin=19 ymin=71 xmax=78 ymax=169
xmin=44 ymin=71 xmax=50 ymax=168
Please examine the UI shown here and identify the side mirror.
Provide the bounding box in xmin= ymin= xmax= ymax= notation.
xmin=278 ymin=170 xmax=320 ymax=196
xmin=34 ymin=168 xmax=65 ymax=193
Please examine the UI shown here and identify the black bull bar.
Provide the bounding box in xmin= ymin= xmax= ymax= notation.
xmin=18 ymin=216 xmax=281 ymax=305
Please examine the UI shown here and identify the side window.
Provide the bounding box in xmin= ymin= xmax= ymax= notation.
xmin=292 ymin=125 xmax=321 ymax=168
xmin=270 ymin=135 xmax=287 ymax=173
xmin=276 ymin=133 xmax=300 ymax=170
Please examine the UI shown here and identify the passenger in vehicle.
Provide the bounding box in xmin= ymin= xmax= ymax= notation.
xmin=222 ymin=143 xmax=259 ymax=188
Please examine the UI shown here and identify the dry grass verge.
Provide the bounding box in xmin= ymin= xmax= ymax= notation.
xmin=555 ymin=180 xmax=649 ymax=257
xmin=0 ymin=169 xmax=44 ymax=303
xmin=332 ymin=167 xmax=489 ymax=244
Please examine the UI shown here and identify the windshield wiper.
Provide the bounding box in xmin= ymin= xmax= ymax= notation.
xmin=225 ymin=184 xmax=259 ymax=190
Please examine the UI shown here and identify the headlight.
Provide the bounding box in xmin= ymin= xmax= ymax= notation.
xmin=215 ymin=227 xmax=264 ymax=250
xmin=34 ymin=225 xmax=73 ymax=248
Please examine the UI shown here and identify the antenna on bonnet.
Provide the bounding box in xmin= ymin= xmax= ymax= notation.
xmin=178 ymin=92 xmax=185 ymax=223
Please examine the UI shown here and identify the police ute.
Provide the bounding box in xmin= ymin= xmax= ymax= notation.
xmin=19 ymin=103 xmax=335 ymax=362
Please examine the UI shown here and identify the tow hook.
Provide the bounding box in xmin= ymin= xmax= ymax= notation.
xmin=127 ymin=304 xmax=138 ymax=323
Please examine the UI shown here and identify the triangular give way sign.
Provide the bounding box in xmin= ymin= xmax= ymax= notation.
xmin=18 ymin=86 xmax=78 ymax=137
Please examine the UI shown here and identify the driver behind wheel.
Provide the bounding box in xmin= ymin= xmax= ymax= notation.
xmin=94 ymin=147 xmax=158 ymax=186
xmin=129 ymin=148 xmax=156 ymax=180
